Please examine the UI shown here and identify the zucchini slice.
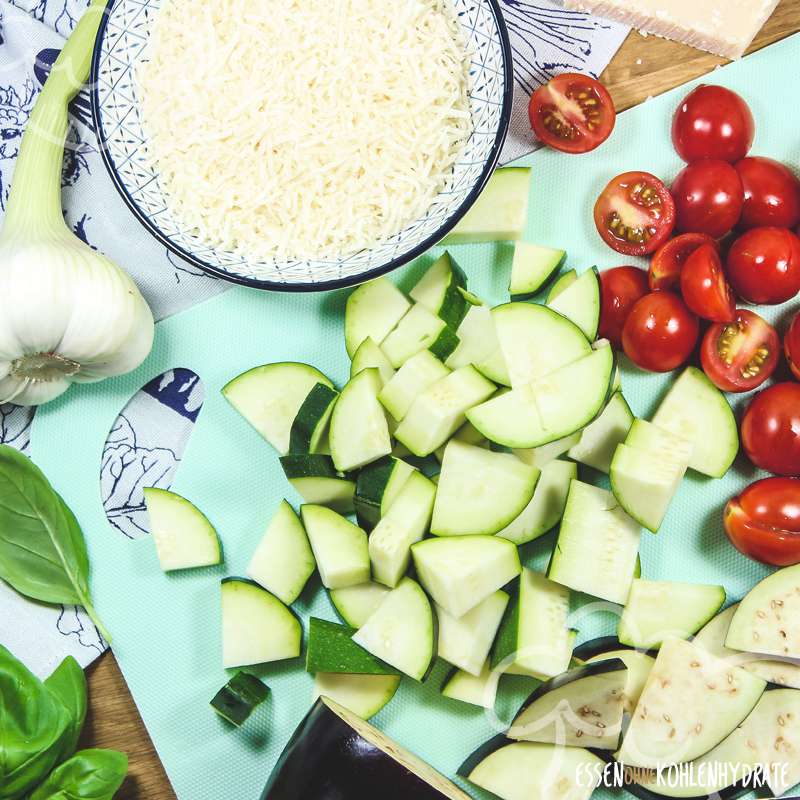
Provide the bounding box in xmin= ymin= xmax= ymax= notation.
xmin=300 ymin=505 xmax=369 ymax=590
xmin=210 ymin=671 xmax=269 ymax=726
xmin=509 ymin=241 xmax=566 ymax=300
xmin=264 ymin=697 xmax=471 ymax=798
xmin=513 ymin=432 xmax=580 ymax=470
xmin=143 ymin=488 xmax=221 ymax=572
xmin=546 ymin=269 xmax=577 ymax=302
xmin=726 ymin=564 xmax=800 ymax=659
xmin=492 ymin=302 xmax=591 ymax=388
xmin=412 ymin=535 xmax=521 ymax=619
xmin=508 ymin=659 xmax=628 ymax=749
xmin=288 ymin=382 xmax=338 ymax=454
xmin=305 ymin=617 xmax=398 ymax=675
xmin=441 ymin=660 xmax=497 ymax=708
xmin=459 ymin=738 xmax=602 ymax=800
xmin=311 ymin=673 xmax=400 ymax=721
xmin=610 ymin=420 xmax=692 ymax=533
xmin=467 ymin=343 xmax=614 ymax=449
xmin=354 ymin=456 xmax=415 ymax=528
xmin=618 ymin=579 xmax=726 ymax=650
xmin=221 ymin=578 xmax=301 ymax=668
xmin=492 ymin=569 xmax=575 ymax=678
xmin=618 ymin=637 xmax=766 ymax=768
xmin=567 ymin=391 xmax=634 ymax=473
xmin=437 ymin=590 xmax=509 ymax=676
xmin=381 ymin=303 xmax=459 ymax=368
xmin=496 ymin=459 xmax=576 ymax=545
xmin=577 ymin=640 xmax=655 ymax=715
xmin=548 ymin=480 xmax=641 ymax=605
xmin=546 ymin=267 xmax=601 ymax=341
xmin=329 ymin=582 xmax=389 ymax=629
xmin=431 ymin=440 xmax=538 ymax=536
xmin=279 ymin=454 xmax=356 ymax=514
xmin=378 ymin=350 xmax=450 ymax=422
xmin=222 ymin=362 xmax=332 ymax=455
xmin=440 ymin=167 xmax=531 ymax=245
xmin=368 ymin=470 xmax=436 ymax=587
xmin=446 ymin=304 xmax=510 ymax=386
xmin=351 ymin=577 xmax=435 ymax=681
xmin=329 ymin=368 xmax=392 ymax=472
xmin=350 ymin=337 xmax=395 ymax=385
xmin=246 ymin=500 xmax=315 ymax=605
xmin=651 ymin=366 xmax=738 ymax=478
xmin=344 ymin=278 xmax=410 ymax=358
xmin=394 ymin=366 xmax=496 ymax=457
xmin=410 ymin=252 xmax=469 ymax=330
xmin=695 ymin=603 xmax=800 ymax=689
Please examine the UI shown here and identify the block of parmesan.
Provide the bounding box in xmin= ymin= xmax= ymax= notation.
xmin=564 ymin=0 xmax=780 ymax=59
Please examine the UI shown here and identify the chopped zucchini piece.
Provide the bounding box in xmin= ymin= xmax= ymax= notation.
xmin=410 ymin=252 xmax=470 ymax=330
xmin=509 ymin=241 xmax=566 ymax=300
xmin=441 ymin=660 xmax=497 ymax=709
xmin=381 ymin=303 xmax=459 ymax=368
xmin=378 ymin=350 xmax=450 ymax=422
xmin=305 ymin=617 xmax=398 ymax=675
xmin=345 ymin=278 xmax=410 ymax=358
xmin=279 ymin=454 xmax=355 ymax=514
xmin=288 ymin=382 xmax=338 ymax=454
xmin=210 ymin=671 xmax=269 ymax=726
xmin=567 ymin=391 xmax=634 ymax=473
xmin=350 ymin=337 xmax=395 ymax=385
xmin=300 ymin=505 xmax=369 ymax=589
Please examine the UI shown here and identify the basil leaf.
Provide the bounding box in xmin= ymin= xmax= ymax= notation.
xmin=27 ymin=749 xmax=128 ymax=800
xmin=0 ymin=445 xmax=109 ymax=640
xmin=44 ymin=657 xmax=88 ymax=762
xmin=0 ymin=644 xmax=71 ymax=800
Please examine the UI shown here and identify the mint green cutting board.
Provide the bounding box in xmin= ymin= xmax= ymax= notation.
xmin=32 ymin=33 xmax=800 ymax=800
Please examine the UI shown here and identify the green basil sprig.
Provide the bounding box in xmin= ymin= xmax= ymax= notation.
xmin=27 ymin=750 xmax=128 ymax=800
xmin=0 ymin=646 xmax=126 ymax=799
xmin=0 ymin=444 xmax=109 ymax=641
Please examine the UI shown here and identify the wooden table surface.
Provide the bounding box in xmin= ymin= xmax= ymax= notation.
xmin=82 ymin=4 xmax=800 ymax=797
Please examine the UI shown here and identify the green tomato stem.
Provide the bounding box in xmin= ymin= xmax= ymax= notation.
xmin=4 ymin=0 xmax=107 ymax=238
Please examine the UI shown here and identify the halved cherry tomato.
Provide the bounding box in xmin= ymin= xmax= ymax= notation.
xmin=735 ymin=156 xmax=800 ymax=230
xmin=671 ymin=85 xmax=754 ymax=163
xmin=724 ymin=477 xmax=800 ymax=566
xmin=679 ymin=243 xmax=735 ymax=322
xmin=528 ymin=73 xmax=616 ymax=154
xmin=621 ymin=291 xmax=699 ymax=373
xmin=671 ymin=160 xmax=743 ymax=238
xmin=785 ymin=310 xmax=800 ymax=381
xmin=700 ymin=309 xmax=779 ymax=392
xmin=598 ymin=266 xmax=649 ymax=349
xmin=648 ymin=233 xmax=717 ymax=291
xmin=594 ymin=172 xmax=676 ymax=256
xmin=741 ymin=383 xmax=800 ymax=475
xmin=726 ymin=227 xmax=800 ymax=304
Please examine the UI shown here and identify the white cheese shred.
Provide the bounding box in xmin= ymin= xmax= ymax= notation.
xmin=138 ymin=0 xmax=472 ymax=261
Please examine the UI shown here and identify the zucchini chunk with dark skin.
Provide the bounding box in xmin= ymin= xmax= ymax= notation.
xmin=211 ymin=672 xmax=269 ymax=726
xmin=260 ymin=696 xmax=472 ymax=800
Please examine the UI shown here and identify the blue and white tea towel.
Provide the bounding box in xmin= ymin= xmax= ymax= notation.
xmin=0 ymin=0 xmax=627 ymax=678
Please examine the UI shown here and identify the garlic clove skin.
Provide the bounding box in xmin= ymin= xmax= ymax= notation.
xmin=0 ymin=373 xmax=71 ymax=406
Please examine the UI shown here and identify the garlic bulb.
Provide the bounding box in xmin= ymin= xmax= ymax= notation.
xmin=0 ymin=0 xmax=154 ymax=407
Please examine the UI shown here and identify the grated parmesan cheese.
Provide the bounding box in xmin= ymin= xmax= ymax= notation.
xmin=137 ymin=0 xmax=472 ymax=261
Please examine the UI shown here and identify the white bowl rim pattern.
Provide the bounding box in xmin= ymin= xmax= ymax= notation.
xmin=90 ymin=0 xmax=514 ymax=292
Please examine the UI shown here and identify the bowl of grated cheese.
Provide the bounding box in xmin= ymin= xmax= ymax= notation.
xmin=90 ymin=0 xmax=512 ymax=291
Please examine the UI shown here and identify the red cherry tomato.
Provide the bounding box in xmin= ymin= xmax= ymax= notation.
xmin=648 ymin=232 xmax=717 ymax=291
xmin=528 ymin=73 xmax=616 ymax=154
xmin=671 ymin=160 xmax=743 ymax=239
xmin=735 ymin=156 xmax=800 ymax=230
xmin=621 ymin=291 xmax=699 ymax=373
xmin=594 ymin=172 xmax=676 ymax=256
xmin=700 ymin=309 xmax=779 ymax=392
xmin=785 ymin=311 xmax=800 ymax=381
xmin=741 ymin=383 xmax=800 ymax=475
xmin=726 ymin=227 xmax=800 ymax=305
xmin=598 ymin=266 xmax=649 ymax=349
xmin=671 ymin=85 xmax=754 ymax=163
xmin=724 ymin=477 xmax=800 ymax=566
xmin=679 ymin=243 xmax=735 ymax=323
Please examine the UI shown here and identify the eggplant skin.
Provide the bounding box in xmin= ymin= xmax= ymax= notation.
xmin=261 ymin=698 xmax=468 ymax=800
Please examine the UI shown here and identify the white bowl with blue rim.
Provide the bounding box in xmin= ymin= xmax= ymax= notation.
xmin=90 ymin=0 xmax=513 ymax=292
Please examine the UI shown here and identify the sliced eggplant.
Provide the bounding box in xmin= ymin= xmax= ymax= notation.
xmin=507 ymin=658 xmax=627 ymax=749
xmin=618 ymin=637 xmax=766 ymax=768
xmin=260 ymin=696 xmax=471 ymax=799
xmin=459 ymin=735 xmax=602 ymax=800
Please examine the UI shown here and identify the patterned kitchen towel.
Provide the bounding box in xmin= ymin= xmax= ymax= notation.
xmin=0 ymin=0 xmax=627 ymax=676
